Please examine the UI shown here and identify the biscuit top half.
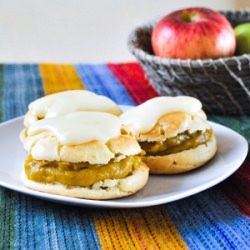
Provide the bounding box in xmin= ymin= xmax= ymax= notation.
xmin=22 ymin=111 xmax=142 ymax=163
xmin=25 ymin=90 xmax=121 ymax=127
xmin=28 ymin=111 xmax=122 ymax=145
xmin=121 ymin=96 xmax=211 ymax=139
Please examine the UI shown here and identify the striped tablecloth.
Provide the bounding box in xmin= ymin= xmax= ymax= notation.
xmin=0 ymin=63 xmax=249 ymax=250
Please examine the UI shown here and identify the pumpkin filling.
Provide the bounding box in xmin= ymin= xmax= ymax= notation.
xmin=24 ymin=155 xmax=142 ymax=187
xmin=139 ymin=129 xmax=213 ymax=156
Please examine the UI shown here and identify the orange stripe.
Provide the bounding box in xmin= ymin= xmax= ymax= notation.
xmin=39 ymin=64 xmax=84 ymax=95
xmin=93 ymin=207 xmax=187 ymax=249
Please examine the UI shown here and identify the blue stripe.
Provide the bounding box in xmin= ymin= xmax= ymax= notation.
xmin=75 ymin=64 xmax=135 ymax=105
xmin=3 ymin=64 xmax=44 ymax=121
xmin=14 ymin=196 xmax=102 ymax=250
xmin=166 ymin=189 xmax=250 ymax=249
xmin=54 ymin=205 xmax=102 ymax=250
xmin=15 ymin=196 xmax=46 ymax=250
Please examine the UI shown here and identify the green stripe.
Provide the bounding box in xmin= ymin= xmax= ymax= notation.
xmin=0 ymin=65 xmax=16 ymax=249
xmin=0 ymin=190 xmax=17 ymax=249
xmin=209 ymin=115 xmax=250 ymax=144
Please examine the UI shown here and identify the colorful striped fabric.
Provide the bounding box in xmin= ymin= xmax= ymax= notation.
xmin=0 ymin=63 xmax=249 ymax=250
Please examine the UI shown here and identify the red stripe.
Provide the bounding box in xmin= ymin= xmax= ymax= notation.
xmin=219 ymin=159 xmax=250 ymax=217
xmin=107 ymin=62 xmax=158 ymax=104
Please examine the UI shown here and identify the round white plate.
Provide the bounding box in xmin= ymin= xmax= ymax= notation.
xmin=0 ymin=112 xmax=248 ymax=208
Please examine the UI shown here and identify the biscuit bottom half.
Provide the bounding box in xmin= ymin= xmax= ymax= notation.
xmin=139 ymin=129 xmax=213 ymax=155
xmin=24 ymin=155 xmax=142 ymax=187
xmin=143 ymin=134 xmax=217 ymax=174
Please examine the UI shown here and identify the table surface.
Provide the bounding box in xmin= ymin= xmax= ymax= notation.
xmin=0 ymin=62 xmax=249 ymax=250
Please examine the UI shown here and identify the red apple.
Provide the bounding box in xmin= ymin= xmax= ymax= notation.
xmin=151 ymin=7 xmax=236 ymax=59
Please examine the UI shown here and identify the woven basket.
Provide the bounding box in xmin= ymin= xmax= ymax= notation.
xmin=128 ymin=10 xmax=250 ymax=115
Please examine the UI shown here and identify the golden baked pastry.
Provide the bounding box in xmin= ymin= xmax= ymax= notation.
xmin=24 ymin=90 xmax=122 ymax=127
xmin=121 ymin=96 xmax=217 ymax=174
xmin=20 ymin=111 xmax=149 ymax=199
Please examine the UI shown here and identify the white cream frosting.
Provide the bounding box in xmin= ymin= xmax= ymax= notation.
xmin=28 ymin=111 xmax=122 ymax=145
xmin=29 ymin=90 xmax=121 ymax=118
xmin=121 ymin=96 xmax=205 ymax=133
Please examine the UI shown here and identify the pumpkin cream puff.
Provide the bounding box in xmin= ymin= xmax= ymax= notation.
xmin=121 ymin=96 xmax=217 ymax=174
xmin=20 ymin=112 xmax=149 ymax=199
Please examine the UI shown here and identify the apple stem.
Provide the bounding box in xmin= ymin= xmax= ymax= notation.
xmin=181 ymin=12 xmax=199 ymax=23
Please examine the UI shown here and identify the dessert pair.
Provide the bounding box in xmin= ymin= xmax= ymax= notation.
xmin=20 ymin=90 xmax=217 ymax=199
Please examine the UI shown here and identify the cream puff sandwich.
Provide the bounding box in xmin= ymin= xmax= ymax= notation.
xmin=24 ymin=90 xmax=122 ymax=127
xmin=20 ymin=112 xmax=149 ymax=199
xmin=121 ymin=96 xmax=217 ymax=174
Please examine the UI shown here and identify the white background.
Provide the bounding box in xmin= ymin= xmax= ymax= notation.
xmin=0 ymin=0 xmax=249 ymax=63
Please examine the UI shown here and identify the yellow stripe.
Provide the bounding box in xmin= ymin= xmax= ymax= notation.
xmin=40 ymin=64 xmax=84 ymax=95
xmin=93 ymin=207 xmax=187 ymax=250
xmin=140 ymin=207 xmax=188 ymax=249
xmin=94 ymin=210 xmax=140 ymax=250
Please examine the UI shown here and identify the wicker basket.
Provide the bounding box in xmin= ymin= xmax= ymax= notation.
xmin=128 ymin=10 xmax=250 ymax=115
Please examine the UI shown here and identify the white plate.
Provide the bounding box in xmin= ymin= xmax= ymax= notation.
xmin=0 ymin=110 xmax=248 ymax=208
